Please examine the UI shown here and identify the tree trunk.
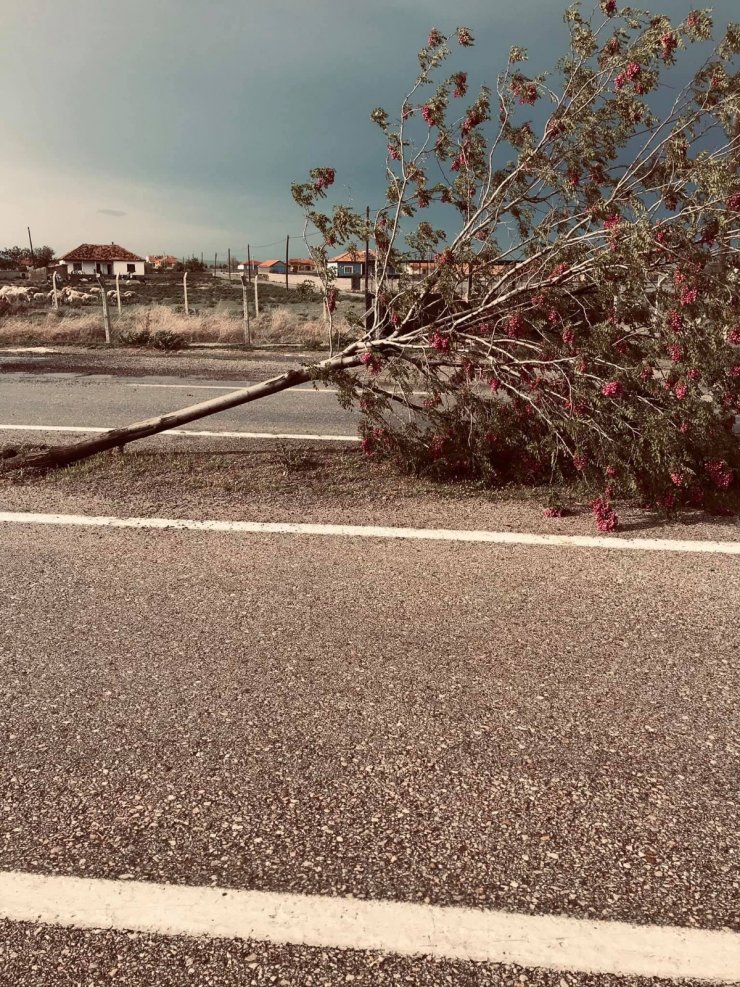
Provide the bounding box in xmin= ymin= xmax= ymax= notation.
xmin=1 ymin=351 xmax=363 ymax=473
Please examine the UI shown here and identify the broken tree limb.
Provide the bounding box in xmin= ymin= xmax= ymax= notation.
xmin=1 ymin=350 xmax=365 ymax=473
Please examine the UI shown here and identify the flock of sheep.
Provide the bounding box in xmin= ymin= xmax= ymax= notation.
xmin=0 ymin=284 xmax=139 ymax=307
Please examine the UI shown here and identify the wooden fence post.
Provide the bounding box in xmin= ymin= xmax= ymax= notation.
xmin=183 ymin=271 xmax=189 ymax=316
xmin=115 ymin=273 xmax=122 ymax=317
xmin=228 ymin=248 xmax=232 ymax=282
xmin=97 ymin=276 xmax=111 ymax=344
xmin=52 ymin=272 xmax=59 ymax=310
xmin=254 ymin=273 xmax=260 ymax=318
xmin=241 ymin=274 xmax=251 ymax=346
xmin=285 ymin=235 xmax=289 ymax=294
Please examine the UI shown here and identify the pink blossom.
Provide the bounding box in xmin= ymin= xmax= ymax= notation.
xmin=506 ymin=313 xmax=526 ymax=338
xmin=615 ymin=72 xmax=627 ymax=91
xmin=679 ymin=421 xmax=690 ymax=434
xmin=655 ymin=229 xmax=668 ymax=244
xmin=601 ymin=380 xmax=623 ymax=397
xmin=457 ymin=27 xmax=474 ymax=46
xmin=729 ymin=365 xmax=740 ymax=377
xmin=566 ymin=168 xmax=580 ymax=187
xmin=670 ymin=471 xmax=686 ymax=487
xmin=674 ymin=383 xmax=688 ymax=400
xmin=359 ymin=352 xmax=383 ymax=376
xmin=705 ymin=460 xmax=734 ymax=490
xmin=550 ymin=262 xmax=570 ymax=280
xmin=626 ymin=62 xmax=641 ymax=80
xmin=421 ymin=104 xmax=438 ymax=127
xmin=602 ymin=0 xmax=617 ymax=14
xmin=431 ymin=332 xmax=450 ymax=352
xmin=489 ymin=378 xmax=501 ymax=393
xmin=728 ymin=326 xmax=740 ymax=345
xmin=668 ymin=344 xmax=683 ymax=363
xmin=573 ymin=453 xmax=588 ymax=471
xmin=452 ymin=72 xmax=468 ymax=98
xmin=680 ymin=286 xmax=698 ymax=306
xmin=562 ymin=327 xmax=575 ymax=345
xmin=544 ymin=507 xmax=567 ymax=518
xmin=727 ymin=191 xmax=740 ymax=211
xmin=687 ymin=368 xmax=701 ymax=381
xmin=388 ymin=145 xmax=400 ymax=160
xmin=428 ymin=27 xmax=443 ymax=47
xmin=606 ymin=465 xmax=618 ymax=477
xmin=686 ymin=11 xmax=698 ymax=28
xmin=604 ymin=214 xmax=621 ymax=231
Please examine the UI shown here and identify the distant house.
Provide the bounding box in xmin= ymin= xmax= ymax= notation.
xmin=258 ymin=259 xmax=287 ymax=276
xmin=328 ymin=250 xmax=377 ymax=290
xmin=236 ymin=259 xmax=261 ymax=274
xmin=288 ymin=257 xmax=317 ymax=275
xmin=61 ymin=243 xmax=146 ymax=278
xmin=147 ymin=254 xmax=178 ymax=270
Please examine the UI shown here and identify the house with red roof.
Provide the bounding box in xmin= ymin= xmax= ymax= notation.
xmin=60 ymin=243 xmax=145 ymax=278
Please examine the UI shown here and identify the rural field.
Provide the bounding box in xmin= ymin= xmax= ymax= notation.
xmin=0 ymin=273 xmax=363 ymax=350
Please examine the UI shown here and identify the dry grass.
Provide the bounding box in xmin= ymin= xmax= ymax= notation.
xmin=0 ymin=304 xmax=356 ymax=349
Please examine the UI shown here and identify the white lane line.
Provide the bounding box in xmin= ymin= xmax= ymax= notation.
xmin=0 ymin=424 xmax=358 ymax=443
xmin=0 ymin=871 xmax=737 ymax=981
xmin=127 ymin=383 xmax=341 ymax=393
xmin=0 ymin=511 xmax=738 ymax=554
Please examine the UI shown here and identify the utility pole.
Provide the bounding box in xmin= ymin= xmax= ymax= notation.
xmin=228 ymin=247 xmax=232 ymax=282
xmin=27 ymin=227 xmax=35 ymax=267
xmin=364 ymin=205 xmax=371 ymax=332
xmin=214 ymin=251 xmax=218 ymax=277
xmin=285 ymin=234 xmax=289 ymax=294
xmin=247 ymin=244 xmax=252 ymax=285
xmin=183 ymin=271 xmax=190 ymax=316
xmin=254 ymin=270 xmax=260 ymax=317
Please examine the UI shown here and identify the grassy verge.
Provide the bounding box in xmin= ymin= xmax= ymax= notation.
xmin=0 ymin=304 xmax=358 ymax=350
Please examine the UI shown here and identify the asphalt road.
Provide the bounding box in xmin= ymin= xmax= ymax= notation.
xmin=0 ymin=519 xmax=738 ymax=984
xmin=0 ymin=371 xmax=359 ymax=440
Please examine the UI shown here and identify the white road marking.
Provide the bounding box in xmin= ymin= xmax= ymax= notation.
xmin=0 ymin=510 xmax=737 ymax=554
xmin=0 ymin=871 xmax=736 ymax=981
xmin=0 ymin=424 xmax=358 ymax=443
xmin=127 ymin=383 xmax=340 ymax=393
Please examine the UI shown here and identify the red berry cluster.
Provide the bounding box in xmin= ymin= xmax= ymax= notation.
xmin=601 ymin=380 xmax=623 ymax=397
xmin=592 ymin=497 xmax=619 ymax=532
xmin=660 ymin=33 xmax=678 ymax=62
xmin=431 ymin=332 xmax=450 ymax=352
xmin=705 ymin=460 xmax=734 ymax=490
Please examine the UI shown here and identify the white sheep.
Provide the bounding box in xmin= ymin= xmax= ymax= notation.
xmin=0 ymin=285 xmax=31 ymax=302
xmin=107 ymin=289 xmax=118 ymax=301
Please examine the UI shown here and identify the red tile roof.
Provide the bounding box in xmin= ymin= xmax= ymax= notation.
xmin=331 ymin=249 xmax=376 ymax=263
xmin=258 ymin=259 xmax=284 ymax=268
xmin=61 ymin=243 xmax=144 ymax=262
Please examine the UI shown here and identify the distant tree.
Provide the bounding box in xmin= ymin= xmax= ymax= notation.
xmin=0 ymin=245 xmax=55 ymax=269
xmin=174 ymin=256 xmax=207 ymax=273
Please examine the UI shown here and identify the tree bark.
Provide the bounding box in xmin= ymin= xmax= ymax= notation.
xmin=1 ymin=351 xmax=363 ymax=473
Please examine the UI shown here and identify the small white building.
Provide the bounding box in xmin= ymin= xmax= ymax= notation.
xmin=60 ymin=243 xmax=146 ymax=278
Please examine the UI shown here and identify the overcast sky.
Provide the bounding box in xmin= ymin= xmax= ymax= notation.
xmin=1 ymin=0 xmax=735 ymax=260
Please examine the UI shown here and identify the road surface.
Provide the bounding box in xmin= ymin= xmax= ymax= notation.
xmin=0 ymin=371 xmax=359 ymax=443
xmin=0 ymin=510 xmax=738 ymax=984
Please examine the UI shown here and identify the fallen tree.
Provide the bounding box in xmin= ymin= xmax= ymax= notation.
xmin=3 ymin=3 xmax=740 ymax=527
